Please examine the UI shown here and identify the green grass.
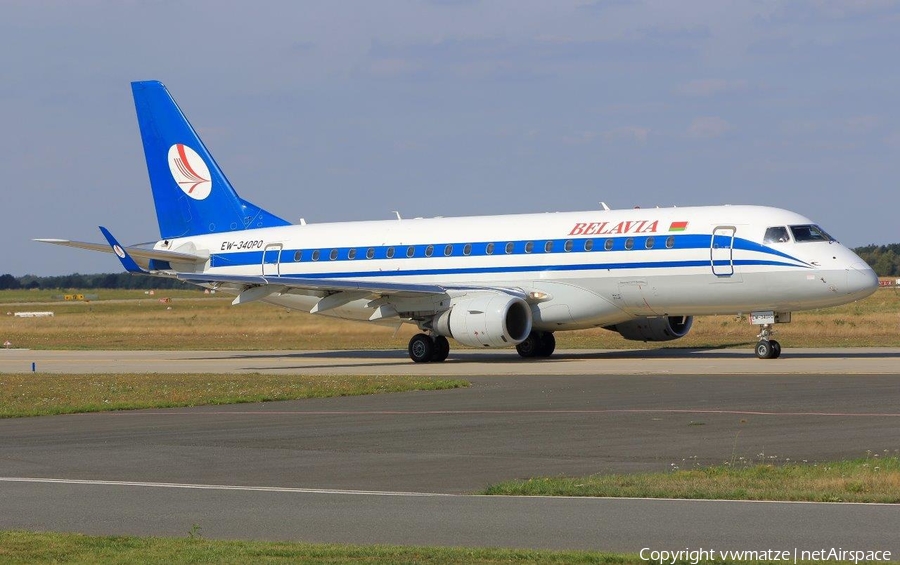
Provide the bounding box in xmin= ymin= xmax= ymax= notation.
xmin=0 ymin=373 xmax=468 ymax=418
xmin=0 ymin=531 xmax=878 ymax=564
xmin=483 ymin=455 xmax=900 ymax=503
xmin=0 ymin=532 xmax=626 ymax=565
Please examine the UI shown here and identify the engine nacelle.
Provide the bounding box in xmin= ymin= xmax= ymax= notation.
xmin=433 ymin=293 xmax=532 ymax=348
xmin=606 ymin=316 xmax=693 ymax=342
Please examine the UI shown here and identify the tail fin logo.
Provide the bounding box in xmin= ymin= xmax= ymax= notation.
xmin=167 ymin=144 xmax=212 ymax=200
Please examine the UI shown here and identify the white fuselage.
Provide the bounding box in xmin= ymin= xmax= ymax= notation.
xmin=157 ymin=205 xmax=878 ymax=329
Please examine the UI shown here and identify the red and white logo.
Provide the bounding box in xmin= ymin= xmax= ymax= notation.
xmin=167 ymin=144 xmax=212 ymax=200
xmin=113 ymin=245 xmax=126 ymax=259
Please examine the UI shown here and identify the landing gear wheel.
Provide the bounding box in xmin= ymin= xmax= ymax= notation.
xmin=409 ymin=333 xmax=435 ymax=363
xmin=432 ymin=335 xmax=450 ymax=362
xmin=536 ymin=332 xmax=556 ymax=357
xmin=770 ymin=340 xmax=782 ymax=359
xmin=755 ymin=340 xmax=775 ymax=359
xmin=516 ymin=332 xmax=539 ymax=358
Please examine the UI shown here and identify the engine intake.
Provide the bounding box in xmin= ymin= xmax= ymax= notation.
xmin=606 ymin=316 xmax=693 ymax=342
xmin=433 ymin=293 xmax=532 ymax=348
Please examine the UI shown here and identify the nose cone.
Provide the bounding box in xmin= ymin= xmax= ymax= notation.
xmin=847 ymin=262 xmax=879 ymax=300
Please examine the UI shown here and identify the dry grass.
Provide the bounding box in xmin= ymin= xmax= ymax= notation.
xmin=0 ymin=373 xmax=468 ymax=418
xmin=0 ymin=531 xmax=630 ymax=565
xmin=484 ymin=453 xmax=900 ymax=503
xmin=2 ymin=288 xmax=899 ymax=350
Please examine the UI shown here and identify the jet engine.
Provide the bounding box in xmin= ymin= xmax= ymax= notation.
xmin=605 ymin=316 xmax=693 ymax=342
xmin=432 ymin=293 xmax=532 ymax=348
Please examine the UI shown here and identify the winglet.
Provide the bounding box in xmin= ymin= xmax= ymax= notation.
xmin=98 ymin=227 xmax=147 ymax=274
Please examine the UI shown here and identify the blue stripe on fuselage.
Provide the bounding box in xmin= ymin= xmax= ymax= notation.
xmin=208 ymin=233 xmax=810 ymax=278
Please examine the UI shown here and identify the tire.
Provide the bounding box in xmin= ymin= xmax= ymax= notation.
xmin=536 ymin=332 xmax=556 ymax=357
xmin=516 ymin=332 xmax=539 ymax=358
xmin=755 ymin=340 xmax=773 ymax=359
xmin=770 ymin=340 xmax=782 ymax=359
xmin=432 ymin=335 xmax=450 ymax=362
xmin=408 ymin=333 xmax=435 ymax=363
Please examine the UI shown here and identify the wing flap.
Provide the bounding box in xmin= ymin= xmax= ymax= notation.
xmin=176 ymin=272 xmax=448 ymax=296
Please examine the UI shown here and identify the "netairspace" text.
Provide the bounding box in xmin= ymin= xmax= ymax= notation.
xmin=639 ymin=547 xmax=891 ymax=564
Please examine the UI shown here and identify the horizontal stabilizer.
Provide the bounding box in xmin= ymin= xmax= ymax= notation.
xmin=35 ymin=238 xmax=209 ymax=265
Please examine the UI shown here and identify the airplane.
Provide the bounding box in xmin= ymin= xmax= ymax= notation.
xmin=38 ymin=80 xmax=879 ymax=362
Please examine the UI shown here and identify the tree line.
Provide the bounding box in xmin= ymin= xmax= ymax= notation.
xmin=0 ymin=273 xmax=193 ymax=291
xmin=853 ymin=244 xmax=900 ymax=278
xmin=2 ymin=244 xmax=899 ymax=291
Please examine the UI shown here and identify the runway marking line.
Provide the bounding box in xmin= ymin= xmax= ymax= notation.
xmin=88 ymin=408 xmax=900 ymax=418
xmin=1 ymin=477 xmax=898 ymax=506
xmin=0 ymin=477 xmax=450 ymax=498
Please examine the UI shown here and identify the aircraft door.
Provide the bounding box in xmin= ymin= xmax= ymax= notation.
xmin=262 ymin=243 xmax=283 ymax=276
xmin=710 ymin=226 xmax=735 ymax=277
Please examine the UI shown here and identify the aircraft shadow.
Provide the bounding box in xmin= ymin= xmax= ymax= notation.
xmin=204 ymin=346 xmax=900 ymax=366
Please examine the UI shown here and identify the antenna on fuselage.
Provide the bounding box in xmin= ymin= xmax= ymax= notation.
xmin=392 ymin=211 xmax=402 ymax=221
xmin=600 ymin=202 xmax=610 ymax=211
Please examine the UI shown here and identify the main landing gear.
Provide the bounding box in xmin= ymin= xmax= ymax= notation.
xmin=516 ymin=331 xmax=556 ymax=359
xmin=408 ymin=333 xmax=450 ymax=363
xmin=755 ymin=323 xmax=782 ymax=359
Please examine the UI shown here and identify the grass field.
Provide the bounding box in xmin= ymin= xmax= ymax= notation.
xmin=0 ymin=532 xmax=628 ymax=565
xmin=0 ymin=373 xmax=468 ymax=418
xmin=0 ymin=531 xmax=867 ymax=564
xmin=484 ymin=454 xmax=900 ymax=503
xmin=2 ymin=287 xmax=899 ymax=351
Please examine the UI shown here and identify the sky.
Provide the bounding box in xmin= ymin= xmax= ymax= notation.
xmin=2 ymin=0 xmax=899 ymax=276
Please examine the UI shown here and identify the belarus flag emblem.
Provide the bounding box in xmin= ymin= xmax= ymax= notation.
xmin=669 ymin=221 xmax=688 ymax=232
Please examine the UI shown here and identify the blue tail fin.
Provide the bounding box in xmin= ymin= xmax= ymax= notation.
xmin=131 ymin=81 xmax=290 ymax=239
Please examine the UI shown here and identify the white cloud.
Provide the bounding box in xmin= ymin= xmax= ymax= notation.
xmin=844 ymin=115 xmax=880 ymax=134
xmin=674 ymin=78 xmax=748 ymax=97
xmin=603 ymin=126 xmax=650 ymax=143
xmin=884 ymin=132 xmax=900 ymax=149
xmin=365 ymin=58 xmax=423 ymax=78
xmin=562 ymin=126 xmax=650 ymax=145
xmin=687 ymin=116 xmax=732 ymax=139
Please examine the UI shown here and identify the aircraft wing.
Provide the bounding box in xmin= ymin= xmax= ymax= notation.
xmin=176 ymin=272 xmax=447 ymax=296
xmin=35 ymin=238 xmax=209 ymax=265
xmin=176 ymin=272 xmax=527 ymax=319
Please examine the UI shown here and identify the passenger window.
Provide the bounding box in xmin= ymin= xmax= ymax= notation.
xmin=505 ymin=242 xmax=514 ymax=254
xmin=584 ymin=239 xmax=593 ymax=252
xmin=544 ymin=241 xmax=553 ymax=253
xmin=386 ymin=247 xmax=395 ymax=259
xmin=764 ymin=226 xmax=790 ymax=244
xmin=311 ymin=250 xmax=320 ymax=261
xmin=444 ymin=244 xmax=453 ymax=256
xmin=604 ymin=239 xmax=613 ymax=251
xmin=666 ymin=236 xmax=675 ymax=249
xmin=366 ymin=248 xmax=375 ymax=259
xmin=645 ymin=237 xmax=654 ymax=249
xmin=564 ymin=240 xmax=573 ymax=252
xmin=293 ymin=250 xmax=302 ymax=262
xmin=406 ymin=246 xmax=415 ymax=258
xmin=463 ymin=243 xmax=472 ymax=256
xmin=348 ymin=249 xmax=356 ymax=260
xmin=486 ymin=243 xmax=495 ymax=255
xmin=624 ymin=238 xmax=634 ymax=250
xmin=329 ymin=249 xmax=338 ymax=261
xmin=525 ymin=241 xmax=534 ymax=253
xmin=425 ymin=245 xmax=434 ymax=257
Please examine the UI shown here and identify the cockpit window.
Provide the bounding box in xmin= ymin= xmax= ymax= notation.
xmin=790 ymin=224 xmax=835 ymax=243
xmin=763 ymin=226 xmax=790 ymax=244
